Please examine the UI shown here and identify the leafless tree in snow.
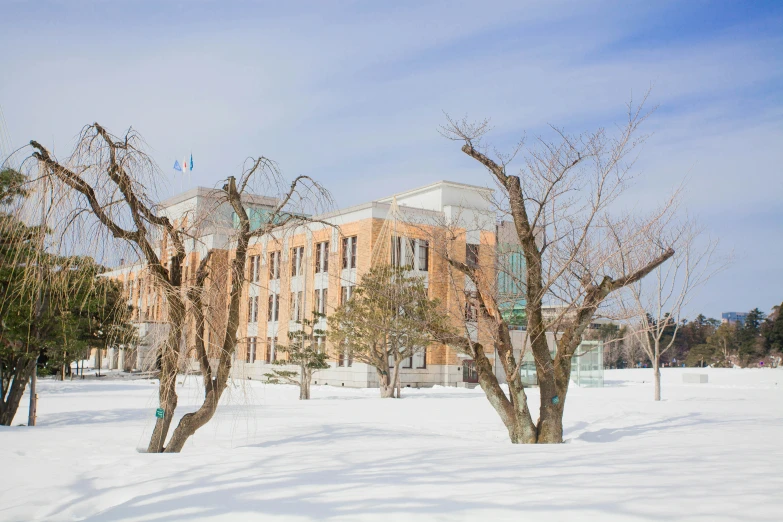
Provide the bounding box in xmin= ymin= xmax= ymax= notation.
xmin=439 ymin=93 xmax=678 ymax=443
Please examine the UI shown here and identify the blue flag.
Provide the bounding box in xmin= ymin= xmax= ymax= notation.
xmin=189 ymin=154 xmax=194 ymax=171
xmin=173 ymin=160 xmax=182 ymax=172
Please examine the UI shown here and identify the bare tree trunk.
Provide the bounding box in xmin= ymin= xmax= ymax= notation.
xmin=395 ymin=364 xmax=401 ymax=398
xmin=164 ymin=178 xmax=250 ymax=453
xmin=536 ymin=352 xmax=572 ymax=443
xmin=377 ymin=367 xmax=394 ymax=398
xmin=147 ymin=297 xmax=185 ymax=453
xmin=473 ymin=344 xmax=537 ymax=443
xmin=653 ymin=346 xmax=661 ymax=401
xmin=300 ymin=366 xmax=311 ymax=400
xmin=0 ymin=357 xmax=36 ymax=426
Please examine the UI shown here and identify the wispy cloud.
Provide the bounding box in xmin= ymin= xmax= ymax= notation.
xmin=1 ymin=0 xmax=781 ymax=316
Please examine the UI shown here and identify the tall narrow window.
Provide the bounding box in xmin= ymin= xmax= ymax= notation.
xmin=338 ymin=344 xmax=352 ymax=367
xmin=246 ymin=337 xmax=257 ymax=363
xmin=265 ymin=337 xmax=277 ymax=362
xmin=464 ymin=294 xmax=478 ymax=322
xmin=417 ymin=240 xmax=429 ymax=272
xmin=268 ymin=293 xmax=279 ymax=322
xmin=340 ymin=285 xmax=354 ymax=305
xmin=269 ymin=251 xmax=280 ymax=280
xmin=249 ymin=255 xmax=260 ymax=282
xmin=404 ymin=238 xmax=415 ymax=268
xmin=290 ymin=291 xmax=303 ymax=321
xmin=248 ymin=296 xmax=259 ymax=323
xmin=391 ymin=236 xmax=402 ymax=267
xmin=466 ymin=243 xmax=479 ymax=269
xmin=342 ymin=236 xmax=357 ymax=269
xmin=291 ymin=246 xmax=304 ymax=276
xmin=414 ymin=349 xmax=426 ymax=369
xmin=314 ymin=288 xmax=329 ymax=315
xmin=315 ymin=241 xmax=329 ymax=273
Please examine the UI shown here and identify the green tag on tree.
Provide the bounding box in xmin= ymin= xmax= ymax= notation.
xmin=155 ymin=408 xmax=165 ymax=418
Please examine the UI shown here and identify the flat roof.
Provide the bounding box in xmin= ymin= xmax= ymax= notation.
xmin=158 ymin=186 xmax=279 ymax=210
xmin=376 ymin=180 xmax=493 ymax=203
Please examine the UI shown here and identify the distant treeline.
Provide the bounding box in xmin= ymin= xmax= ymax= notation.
xmin=594 ymin=305 xmax=783 ymax=369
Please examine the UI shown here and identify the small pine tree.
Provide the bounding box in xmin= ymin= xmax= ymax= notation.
xmin=265 ymin=312 xmax=329 ymax=400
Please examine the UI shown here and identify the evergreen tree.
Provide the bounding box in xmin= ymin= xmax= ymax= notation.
xmin=265 ymin=313 xmax=329 ymax=400
xmin=738 ymin=308 xmax=766 ymax=366
xmin=1 ymin=168 xmax=136 ymax=423
xmin=329 ymin=265 xmax=451 ymax=398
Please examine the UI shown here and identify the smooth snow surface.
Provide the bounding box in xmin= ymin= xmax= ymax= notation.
xmin=2 ymin=368 xmax=782 ymax=521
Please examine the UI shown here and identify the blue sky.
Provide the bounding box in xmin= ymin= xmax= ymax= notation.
xmin=1 ymin=0 xmax=781 ymax=318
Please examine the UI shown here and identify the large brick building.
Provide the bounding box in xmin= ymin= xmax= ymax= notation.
xmin=103 ymin=180 xmax=515 ymax=388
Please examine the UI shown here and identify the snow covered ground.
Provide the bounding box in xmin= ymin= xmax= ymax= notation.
xmin=2 ymin=368 xmax=781 ymax=521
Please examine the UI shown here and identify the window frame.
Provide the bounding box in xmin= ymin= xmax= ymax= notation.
xmin=269 ymin=251 xmax=280 ymax=280
xmin=315 ymin=241 xmax=329 ymax=273
xmin=466 ymin=243 xmax=479 ymax=269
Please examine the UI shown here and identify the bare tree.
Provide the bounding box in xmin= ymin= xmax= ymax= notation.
xmin=439 ymin=95 xmax=676 ymax=443
xmin=30 ymin=125 xmax=190 ymax=451
xmin=165 ymin=170 xmax=330 ymax=451
xmin=28 ymin=126 xmax=331 ymax=451
xmin=616 ymin=221 xmax=726 ymax=400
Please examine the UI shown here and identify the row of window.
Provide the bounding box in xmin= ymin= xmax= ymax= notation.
xmin=391 ymin=237 xmax=429 ymax=271
xmin=247 ymin=237 xmax=357 ymax=283
xmin=247 ymin=285 xmax=353 ymax=323
xmin=245 ymin=336 xmax=277 ymax=364
xmin=243 ymin=335 xmax=427 ymax=369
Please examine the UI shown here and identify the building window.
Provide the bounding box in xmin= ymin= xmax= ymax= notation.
xmin=248 ymin=296 xmax=259 ymax=323
xmin=291 ymin=246 xmax=304 ymax=277
xmin=290 ymin=291 xmax=303 ymax=321
xmin=392 ymin=236 xmax=428 ymax=271
xmin=417 ymin=240 xmax=429 ymax=272
xmin=269 ymin=251 xmax=280 ymax=280
xmin=464 ymin=292 xmax=478 ymax=322
xmin=246 ymin=337 xmax=257 ymax=363
xmin=340 ymin=285 xmax=354 ymax=305
xmin=414 ymin=349 xmax=426 ymax=369
xmin=391 ymin=236 xmax=402 ymax=267
xmin=338 ymin=346 xmax=353 ymax=367
xmin=315 ymin=241 xmax=329 ymax=273
xmin=466 ymin=243 xmax=479 ymax=269
xmin=268 ymin=293 xmax=279 ymax=322
xmin=342 ymin=236 xmax=357 ymax=269
xmin=314 ymin=288 xmax=328 ymax=315
xmin=265 ymin=337 xmax=277 ymax=363
xmin=249 ymin=255 xmax=260 ymax=283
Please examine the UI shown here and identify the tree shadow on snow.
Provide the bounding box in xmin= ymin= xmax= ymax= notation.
xmin=576 ymin=413 xmax=713 ymax=443
xmin=46 ymin=434 xmax=750 ymax=522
